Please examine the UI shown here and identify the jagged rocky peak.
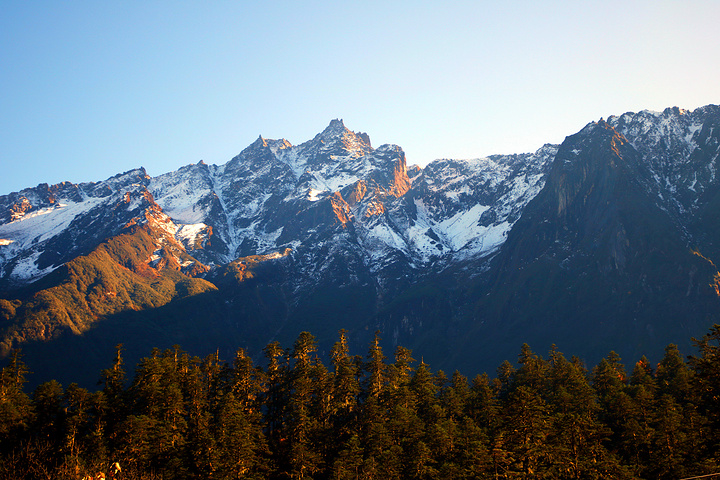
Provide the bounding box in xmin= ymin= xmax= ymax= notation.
xmin=84 ymin=167 xmax=152 ymax=198
xmin=0 ymin=168 xmax=152 ymax=226
xmin=557 ymin=119 xmax=628 ymax=161
xmin=607 ymin=104 xmax=720 ymax=148
xmin=249 ymin=135 xmax=293 ymax=153
xmin=224 ymin=136 xmax=286 ymax=174
xmin=664 ymin=105 xmax=689 ymax=116
xmin=305 ymin=119 xmax=374 ymax=158
xmin=365 ymin=144 xmax=411 ymax=197
xmin=548 ymin=119 xmax=632 ymax=198
xmin=603 ymin=104 xmax=720 ymax=216
xmin=107 ymin=167 xmax=151 ymax=185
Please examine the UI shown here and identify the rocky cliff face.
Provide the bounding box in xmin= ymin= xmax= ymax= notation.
xmin=453 ymin=111 xmax=720 ymax=372
xmin=1 ymin=108 xmax=720 ymax=388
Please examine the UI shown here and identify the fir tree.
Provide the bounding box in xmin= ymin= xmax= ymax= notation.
xmin=286 ymin=331 xmax=323 ymax=479
xmin=546 ymin=347 xmax=620 ymax=479
xmin=689 ymin=323 xmax=720 ymax=471
xmin=0 ymin=349 xmax=32 ymax=441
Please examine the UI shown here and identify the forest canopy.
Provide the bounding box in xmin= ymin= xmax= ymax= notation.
xmin=1 ymin=325 xmax=720 ymax=479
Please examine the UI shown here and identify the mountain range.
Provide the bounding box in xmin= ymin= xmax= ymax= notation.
xmin=1 ymin=106 xmax=719 ymax=388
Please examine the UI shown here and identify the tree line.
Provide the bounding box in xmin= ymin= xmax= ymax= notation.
xmin=1 ymin=325 xmax=720 ymax=479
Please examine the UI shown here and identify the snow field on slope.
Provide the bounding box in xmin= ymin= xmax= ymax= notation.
xmin=401 ymin=199 xmax=496 ymax=263
xmin=451 ymin=220 xmax=511 ymax=261
xmin=8 ymin=250 xmax=56 ymax=282
xmin=364 ymin=222 xmax=411 ymax=262
xmin=0 ymin=198 xmax=104 ymax=250
xmin=175 ymin=223 xmax=208 ymax=245
xmin=149 ymin=170 xmax=214 ymax=225
xmin=436 ymin=203 xmax=492 ymax=251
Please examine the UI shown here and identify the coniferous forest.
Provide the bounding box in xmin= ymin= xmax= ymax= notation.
xmin=1 ymin=326 xmax=720 ymax=480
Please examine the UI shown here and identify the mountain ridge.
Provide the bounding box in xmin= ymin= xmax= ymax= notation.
xmin=1 ymin=106 xmax=720 ymax=388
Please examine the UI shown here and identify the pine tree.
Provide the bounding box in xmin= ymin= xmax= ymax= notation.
xmin=514 ymin=343 xmax=548 ymax=392
xmin=328 ymin=330 xmax=362 ymax=474
xmin=651 ymin=344 xmax=709 ymax=478
xmin=468 ymin=373 xmax=498 ymax=433
xmin=623 ymin=356 xmax=657 ymax=477
xmin=219 ymin=348 xmax=269 ymax=479
xmin=358 ymin=332 xmax=390 ymax=480
xmin=184 ymin=353 xmax=216 ymax=477
xmin=99 ymin=344 xmax=126 ymax=414
xmin=30 ymin=380 xmax=66 ymax=473
xmin=214 ymin=390 xmax=265 ymax=479
xmin=410 ymin=361 xmax=439 ymax=426
xmin=546 ymin=347 xmax=621 ymax=479
xmin=496 ymin=384 xmax=551 ymax=477
xmin=262 ymin=340 xmax=288 ymax=443
xmin=331 ymin=433 xmax=364 ymax=480
xmin=651 ymin=393 xmax=687 ymax=479
xmin=231 ymin=347 xmax=265 ymax=415
xmin=440 ymin=371 xmax=469 ymax=421
xmin=409 ymin=362 xmax=443 ymax=478
xmin=62 ymin=383 xmax=94 ymax=475
xmin=386 ymin=346 xmax=423 ymax=479
xmin=98 ymin=342 xmax=127 ymax=458
xmin=592 ymin=351 xmax=629 ymax=448
xmin=286 ymin=331 xmax=322 ymax=479
xmin=118 ymin=347 xmax=189 ymax=477
xmin=32 ymin=380 xmax=65 ymax=443
xmin=330 ymin=330 xmax=360 ymax=425
xmin=688 ymin=324 xmax=720 ymax=472
xmin=495 ymin=359 xmax=515 ymax=401
xmin=656 ymin=344 xmax=691 ymax=401
xmin=363 ymin=332 xmax=386 ymax=400
xmin=494 ymin=344 xmax=551 ymax=478
xmin=0 ymin=349 xmax=32 ymax=440
xmin=454 ymin=415 xmax=492 ymax=478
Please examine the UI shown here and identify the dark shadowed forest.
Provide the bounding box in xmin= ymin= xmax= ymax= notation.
xmin=1 ymin=325 xmax=720 ymax=480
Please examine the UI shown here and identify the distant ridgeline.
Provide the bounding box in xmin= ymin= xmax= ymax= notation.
xmin=1 ymin=325 xmax=720 ymax=479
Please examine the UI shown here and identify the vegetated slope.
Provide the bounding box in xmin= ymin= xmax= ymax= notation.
xmin=0 ymin=226 xmax=216 ymax=354
xmin=0 ymin=179 xmax=219 ymax=376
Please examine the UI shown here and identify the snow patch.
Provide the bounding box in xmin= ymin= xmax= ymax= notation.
xmin=307 ymin=188 xmax=323 ymax=202
xmin=444 ymin=185 xmax=472 ymax=201
xmin=0 ymin=198 xmax=104 ymax=250
xmin=436 ymin=203 xmax=491 ymax=251
xmin=257 ymin=226 xmax=284 ymax=253
xmin=149 ymin=248 xmax=163 ymax=264
xmin=366 ymin=223 xmax=409 ymax=258
xmin=175 ymin=223 xmax=208 ymax=244
xmin=686 ymin=123 xmax=702 ymax=145
xmin=11 ymin=250 xmax=56 ymax=282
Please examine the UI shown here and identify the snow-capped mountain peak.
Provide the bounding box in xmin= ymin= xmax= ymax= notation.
xmin=0 ymin=120 xmax=558 ymax=290
xmin=607 ymin=105 xmax=720 ymax=216
xmin=299 ymin=118 xmax=374 ymax=160
xmin=5 ymin=107 xmax=720 ymax=390
xmin=4 ymin=109 xmax=719 ymax=299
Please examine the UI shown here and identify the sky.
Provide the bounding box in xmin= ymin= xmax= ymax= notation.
xmin=1 ymin=1 xmax=719 ymax=195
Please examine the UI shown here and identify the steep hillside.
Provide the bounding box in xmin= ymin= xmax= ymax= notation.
xmin=457 ymin=118 xmax=720 ymax=371
xmin=0 ymin=217 xmax=217 ymax=357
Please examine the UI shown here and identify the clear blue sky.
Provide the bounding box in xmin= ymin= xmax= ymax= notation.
xmin=1 ymin=1 xmax=719 ymax=195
